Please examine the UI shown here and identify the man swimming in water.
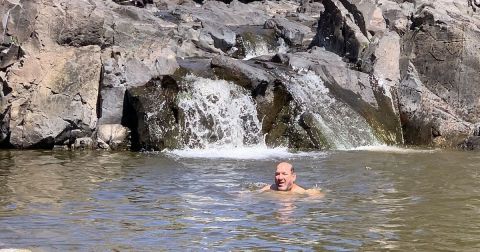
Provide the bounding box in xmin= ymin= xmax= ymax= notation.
xmin=260 ymin=162 xmax=324 ymax=197
xmin=260 ymin=162 xmax=307 ymax=193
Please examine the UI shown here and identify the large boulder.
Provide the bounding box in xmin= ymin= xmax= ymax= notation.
xmin=56 ymin=1 xmax=114 ymax=47
xmin=124 ymin=77 xmax=181 ymax=151
xmin=99 ymin=46 xmax=179 ymax=125
xmin=96 ymin=124 xmax=130 ymax=149
xmin=264 ymin=17 xmax=313 ymax=47
xmin=211 ymin=55 xmax=274 ymax=89
xmin=261 ymin=47 xmax=403 ymax=149
xmin=200 ymin=20 xmax=236 ymax=51
xmin=312 ymin=0 xmax=370 ymax=62
xmin=6 ymin=46 xmax=102 ymax=148
xmin=398 ymin=63 xmax=472 ymax=147
xmin=399 ymin=1 xmax=480 ymax=147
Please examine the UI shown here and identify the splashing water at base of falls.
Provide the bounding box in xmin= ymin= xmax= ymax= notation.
xmin=166 ymin=72 xmax=385 ymax=158
xmin=284 ymin=71 xmax=382 ymax=149
xmin=166 ymin=146 xmax=318 ymax=160
xmin=176 ymin=75 xmax=263 ymax=150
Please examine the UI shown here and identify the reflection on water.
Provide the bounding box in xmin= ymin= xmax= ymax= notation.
xmin=0 ymin=149 xmax=479 ymax=251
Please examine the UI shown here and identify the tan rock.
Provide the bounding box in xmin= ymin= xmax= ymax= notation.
xmin=97 ymin=124 xmax=129 ymax=144
xmin=7 ymin=45 xmax=101 ymax=148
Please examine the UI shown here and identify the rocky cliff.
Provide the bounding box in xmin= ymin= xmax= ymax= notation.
xmin=0 ymin=0 xmax=479 ymax=151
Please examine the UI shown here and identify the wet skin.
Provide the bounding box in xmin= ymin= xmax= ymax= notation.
xmin=260 ymin=162 xmax=324 ymax=197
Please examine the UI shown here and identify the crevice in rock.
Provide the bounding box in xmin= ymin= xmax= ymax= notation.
xmin=311 ymin=0 xmax=366 ymax=63
xmin=336 ymin=0 xmax=367 ymax=37
xmin=97 ymin=62 xmax=104 ymax=119
xmin=112 ymin=0 xmax=153 ymax=8
xmin=1 ymin=78 xmax=12 ymax=96
xmin=121 ymin=89 xmax=140 ymax=150
xmin=0 ymin=105 xmax=12 ymax=149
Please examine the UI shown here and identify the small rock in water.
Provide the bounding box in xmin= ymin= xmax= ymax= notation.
xmin=96 ymin=138 xmax=111 ymax=150
xmin=73 ymin=137 xmax=94 ymax=150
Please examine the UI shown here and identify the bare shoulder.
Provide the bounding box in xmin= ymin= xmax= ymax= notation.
xmin=305 ymin=188 xmax=325 ymax=198
xmin=259 ymin=184 xmax=273 ymax=192
xmin=291 ymin=184 xmax=307 ymax=193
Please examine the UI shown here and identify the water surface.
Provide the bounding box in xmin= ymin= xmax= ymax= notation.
xmin=0 ymin=149 xmax=479 ymax=251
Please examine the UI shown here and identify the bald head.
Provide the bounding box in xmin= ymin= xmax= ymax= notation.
xmin=277 ymin=162 xmax=294 ymax=173
xmin=274 ymin=162 xmax=296 ymax=191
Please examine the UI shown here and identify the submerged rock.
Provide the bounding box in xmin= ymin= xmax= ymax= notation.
xmin=73 ymin=137 xmax=95 ymax=150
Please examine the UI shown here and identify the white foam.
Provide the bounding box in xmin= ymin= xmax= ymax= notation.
xmin=164 ymin=146 xmax=314 ymax=160
xmin=350 ymin=145 xmax=439 ymax=153
xmin=177 ymin=75 xmax=262 ymax=149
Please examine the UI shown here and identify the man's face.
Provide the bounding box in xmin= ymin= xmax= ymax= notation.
xmin=275 ymin=163 xmax=296 ymax=191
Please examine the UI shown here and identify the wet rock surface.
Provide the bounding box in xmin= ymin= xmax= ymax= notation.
xmin=0 ymin=0 xmax=479 ymax=151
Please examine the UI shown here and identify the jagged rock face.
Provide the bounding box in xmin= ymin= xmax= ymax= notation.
xmin=0 ymin=0 xmax=479 ymax=151
xmin=264 ymin=17 xmax=313 ymax=47
xmin=6 ymin=46 xmax=102 ymax=148
xmin=313 ymin=0 xmax=370 ymax=62
xmin=399 ymin=1 xmax=480 ymax=147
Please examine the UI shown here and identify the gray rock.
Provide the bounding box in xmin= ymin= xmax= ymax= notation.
xmin=56 ymin=1 xmax=114 ymax=47
xmin=312 ymin=0 xmax=370 ymax=62
xmin=398 ymin=62 xmax=472 ymax=147
xmin=297 ymin=0 xmax=324 ymax=18
xmin=0 ymin=105 xmax=10 ymax=146
xmin=6 ymin=46 xmax=102 ymax=148
xmin=338 ymin=0 xmax=386 ymax=35
xmin=98 ymin=46 xmax=179 ymax=125
xmin=113 ymin=0 xmax=153 ymax=8
xmin=264 ymin=17 xmax=313 ymax=47
xmin=124 ymin=77 xmax=181 ymax=151
xmin=398 ymin=2 xmax=480 ymax=147
xmin=461 ymin=136 xmax=480 ymax=150
xmin=175 ymin=0 xmax=270 ymax=27
xmin=73 ymin=137 xmax=94 ymax=150
xmin=0 ymin=0 xmax=37 ymax=45
xmin=96 ymin=138 xmax=111 ymax=150
xmin=0 ymin=45 xmax=24 ymax=70
xmin=378 ymin=0 xmax=413 ymax=34
xmin=286 ymin=46 xmax=347 ymax=70
xmin=211 ymin=55 xmax=274 ymax=89
xmin=200 ymin=20 xmax=236 ymax=51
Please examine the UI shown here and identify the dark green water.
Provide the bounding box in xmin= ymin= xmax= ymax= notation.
xmin=0 ymin=148 xmax=479 ymax=251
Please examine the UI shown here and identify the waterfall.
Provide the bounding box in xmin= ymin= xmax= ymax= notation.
xmin=169 ymin=72 xmax=381 ymax=158
xmin=176 ymin=75 xmax=263 ymax=149
xmin=284 ymin=71 xmax=382 ymax=149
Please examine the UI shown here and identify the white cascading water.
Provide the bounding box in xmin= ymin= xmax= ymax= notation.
xmin=170 ymin=75 xmax=296 ymax=159
xmin=284 ymin=71 xmax=382 ymax=149
xmin=177 ymin=75 xmax=262 ymax=148
xmin=167 ymin=72 xmax=383 ymax=158
xmin=243 ymin=37 xmax=288 ymax=60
